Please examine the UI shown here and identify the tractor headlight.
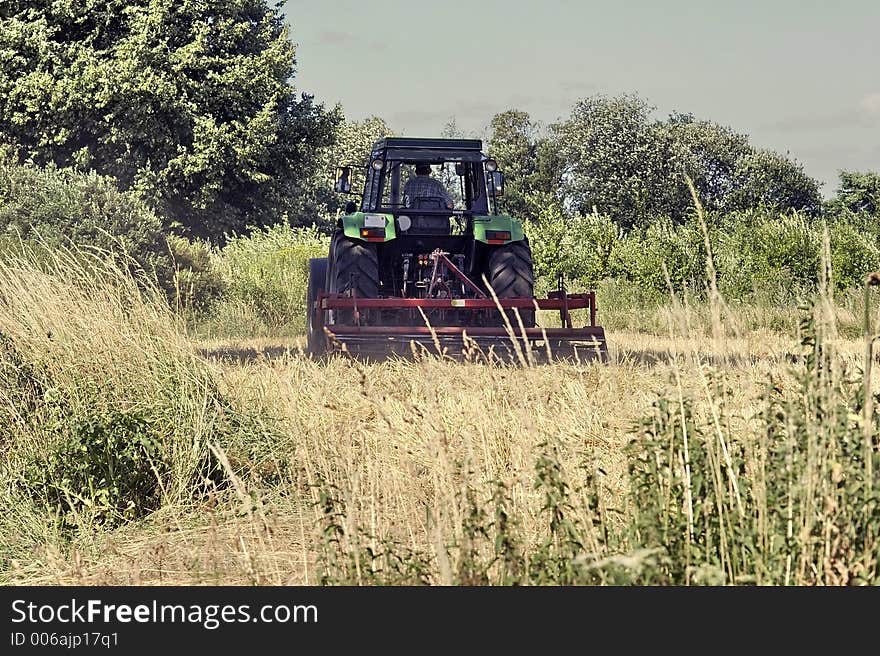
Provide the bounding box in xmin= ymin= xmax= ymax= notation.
xmin=485 ymin=159 xmax=498 ymax=172
xmin=371 ymin=159 xmax=384 ymax=171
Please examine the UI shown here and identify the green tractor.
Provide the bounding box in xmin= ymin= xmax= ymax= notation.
xmin=307 ymin=137 xmax=606 ymax=361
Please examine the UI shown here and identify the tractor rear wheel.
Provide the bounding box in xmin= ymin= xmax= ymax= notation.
xmin=306 ymin=257 xmax=328 ymax=357
xmin=487 ymin=237 xmax=535 ymax=327
xmin=328 ymin=231 xmax=379 ymax=325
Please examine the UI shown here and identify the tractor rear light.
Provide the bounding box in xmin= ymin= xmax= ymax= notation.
xmin=360 ymin=227 xmax=386 ymax=241
xmin=486 ymin=230 xmax=511 ymax=244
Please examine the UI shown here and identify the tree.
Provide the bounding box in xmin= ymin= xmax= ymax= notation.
xmin=551 ymin=94 xmax=670 ymax=229
xmin=722 ymin=149 xmax=821 ymax=216
xmin=487 ymin=110 xmax=539 ymax=219
xmin=0 ymin=0 xmax=338 ymax=241
xmin=315 ymin=114 xmax=393 ymax=222
xmin=549 ymin=94 xmax=823 ymax=229
xmin=827 ymin=171 xmax=880 ymax=216
xmin=655 ymin=113 xmax=751 ymax=218
xmin=486 ymin=110 xmax=563 ymax=221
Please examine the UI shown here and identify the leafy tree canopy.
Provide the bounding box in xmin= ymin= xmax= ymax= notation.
xmin=0 ymin=159 xmax=174 ymax=291
xmin=0 ymin=0 xmax=338 ymax=241
xmin=827 ymin=170 xmax=880 ymax=216
xmin=496 ymin=94 xmax=824 ymax=230
xmin=315 ymin=115 xmax=392 ymax=223
xmin=486 ymin=109 xmax=564 ymax=221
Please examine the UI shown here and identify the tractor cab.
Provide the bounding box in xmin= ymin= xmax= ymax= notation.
xmin=334 ymin=138 xmax=505 ymax=236
xmin=331 ymin=137 xmax=520 ymax=299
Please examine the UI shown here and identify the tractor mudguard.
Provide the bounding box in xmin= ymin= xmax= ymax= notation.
xmin=473 ymin=215 xmax=525 ymax=246
xmin=340 ymin=212 xmax=397 ymax=243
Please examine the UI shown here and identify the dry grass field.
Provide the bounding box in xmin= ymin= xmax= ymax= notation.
xmin=1 ymin=243 xmax=878 ymax=586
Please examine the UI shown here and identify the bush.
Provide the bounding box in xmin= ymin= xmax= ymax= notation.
xmin=530 ymin=206 xmax=880 ymax=305
xmin=827 ymin=220 xmax=880 ymax=290
xmin=714 ymin=212 xmax=819 ymax=301
xmin=526 ymin=203 xmax=618 ymax=288
xmin=167 ymin=235 xmax=226 ymax=313
xmin=194 ymin=224 xmax=329 ymax=337
xmin=0 ymin=162 xmax=174 ymax=293
xmin=0 ymin=244 xmax=259 ymax=532
xmin=607 ymin=217 xmax=707 ymax=296
xmin=23 ymin=408 xmax=167 ymax=528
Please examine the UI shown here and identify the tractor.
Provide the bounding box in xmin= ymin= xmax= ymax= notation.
xmin=306 ymin=137 xmax=607 ymax=361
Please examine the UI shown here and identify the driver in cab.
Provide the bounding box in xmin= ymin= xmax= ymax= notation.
xmin=403 ymin=163 xmax=454 ymax=210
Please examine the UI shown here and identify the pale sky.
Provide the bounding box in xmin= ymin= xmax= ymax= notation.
xmin=283 ymin=0 xmax=879 ymax=195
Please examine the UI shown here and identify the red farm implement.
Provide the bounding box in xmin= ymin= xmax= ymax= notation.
xmin=308 ymin=249 xmax=608 ymax=363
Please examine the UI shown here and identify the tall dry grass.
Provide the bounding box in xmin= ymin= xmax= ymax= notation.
xmin=0 ymin=242 xmax=262 ymax=579
xmin=4 ymin=326 xmax=877 ymax=584
xmin=1 ymin=222 xmax=879 ymax=584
